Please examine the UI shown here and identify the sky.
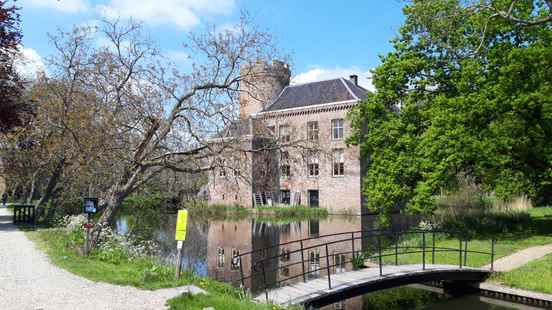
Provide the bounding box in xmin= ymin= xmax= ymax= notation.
xmin=17 ymin=0 xmax=406 ymax=91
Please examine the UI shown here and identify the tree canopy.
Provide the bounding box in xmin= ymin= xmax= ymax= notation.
xmin=348 ymin=0 xmax=552 ymax=219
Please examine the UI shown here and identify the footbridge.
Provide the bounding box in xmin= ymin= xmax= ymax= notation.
xmin=234 ymin=229 xmax=496 ymax=308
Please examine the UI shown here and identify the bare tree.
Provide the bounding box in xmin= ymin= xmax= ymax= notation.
xmin=39 ymin=16 xmax=287 ymax=247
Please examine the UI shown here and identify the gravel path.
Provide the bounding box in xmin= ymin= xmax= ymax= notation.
xmin=485 ymin=243 xmax=552 ymax=272
xmin=0 ymin=207 xmax=202 ymax=310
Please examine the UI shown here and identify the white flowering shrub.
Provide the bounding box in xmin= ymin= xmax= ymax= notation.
xmin=57 ymin=214 xmax=87 ymax=232
xmin=56 ymin=214 xmax=160 ymax=263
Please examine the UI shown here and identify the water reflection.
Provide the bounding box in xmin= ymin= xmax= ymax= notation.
xmin=113 ymin=211 xmax=532 ymax=309
xmin=114 ymin=211 xmax=417 ymax=291
xmin=318 ymin=285 xmax=523 ymax=310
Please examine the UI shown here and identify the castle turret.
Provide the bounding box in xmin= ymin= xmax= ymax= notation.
xmin=239 ymin=60 xmax=290 ymax=119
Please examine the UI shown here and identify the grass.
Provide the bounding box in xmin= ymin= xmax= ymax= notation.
xmin=254 ymin=205 xmax=328 ymax=218
xmin=186 ymin=201 xmax=329 ymax=221
xmin=26 ymin=228 xmax=286 ymax=310
xmin=365 ymin=207 xmax=552 ymax=268
xmin=490 ymin=253 xmax=552 ymax=294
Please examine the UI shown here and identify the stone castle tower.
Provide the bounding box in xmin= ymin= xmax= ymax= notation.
xmin=239 ymin=60 xmax=291 ymax=119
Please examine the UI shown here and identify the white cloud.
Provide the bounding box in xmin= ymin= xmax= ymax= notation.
xmin=97 ymin=0 xmax=235 ymax=30
xmin=293 ymin=66 xmax=375 ymax=92
xmin=22 ymin=0 xmax=89 ymax=13
xmin=15 ymin=48 xmax=46 ymax=80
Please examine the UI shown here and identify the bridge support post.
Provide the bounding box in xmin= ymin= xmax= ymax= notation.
xmin=432 ymin=232 xmax=436 ymax=264
xmin=395 ymin=236 xmax=398 ymax=265
xmin=422 ymin=232 xmax=426 ymax=270
xmin=300 ymin=240 xmax=306 ymax=282
xmin=351 ymin=232 xmax=355 ymax=260
xmin=491 ymin=239 xmax=495 ymax=271
xmin=325 ymin=244 xmax=332 ymax=289
xmin=261 ymin=262 xmax=268 ymax=302
xmin=458 ymin=240 xmax=463 ymax=268
xmin=378 ymin=234 xmax=383 ymax=276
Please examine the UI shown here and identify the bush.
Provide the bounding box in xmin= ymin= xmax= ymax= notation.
xmin=431 ymin=183 xmax=533 ymax=237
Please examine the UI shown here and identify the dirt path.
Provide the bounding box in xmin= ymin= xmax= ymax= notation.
xmin=0 ymin=207 xmax=202 ymax=310
xmin=485 ymin=243 xmax=552 ymax=272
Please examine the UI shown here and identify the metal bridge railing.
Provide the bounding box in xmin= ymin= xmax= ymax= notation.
xmin=234 ymin=229 xmax=496 ymax=302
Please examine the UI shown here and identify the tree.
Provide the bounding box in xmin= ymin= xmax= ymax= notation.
xmin=38 ymin=17 xmax=284 ymax=247
xmin=0 ymin=0 xmax=31 ymax=133
xmin=349 ymin=0 xmax=552 ymax=221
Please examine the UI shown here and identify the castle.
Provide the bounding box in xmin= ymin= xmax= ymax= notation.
xmin=207 ymin=61 xmax=368 ymax=214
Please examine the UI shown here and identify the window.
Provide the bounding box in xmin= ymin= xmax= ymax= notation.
xmin=279 ymin=124 xmax=291 ymax=143
xmin=280 ymin=190 xmax=291 ymax=204
xmin=217 ymin=248 xmax=225 ymax=268
xmin=231 ymin=249 xmax=240 ymax=270
xmin=280 ymin=151 xmax=290 ymax=178
xmin=281 ymin=165 xmax=291 ymax=178
xmin=332 ymin=149 xmax=345 ymax=176
xmin=281 ymin=248 xmax=291 ymax=261
xmin=307 ymin=152 xmax=319 ymax=177
xmin=331 ymin=119 xmax=344 ymax=140
xmin=309 ymin=250 xmax=320 ymax=279
xmin=307 ymin=121 xmax=319 ymax=141
xmin=267 ymin=125 xmax=276 ymax=135
xmin=309 ymin=220 xmax=319 ymax=237
xmin=219 ymin=168 xmax=226 ymax=177
xmin=334 ymin=253 xmax=346 ymax=273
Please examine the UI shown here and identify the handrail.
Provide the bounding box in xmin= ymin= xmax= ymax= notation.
xmin=234 ymin=229 xmax=496 ymax=302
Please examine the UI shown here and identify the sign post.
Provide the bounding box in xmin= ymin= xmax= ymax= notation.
xmin=83 ymin=197 xmax=98 ymax=256
xmin=174 ymin=209 xmax=188 ymax=279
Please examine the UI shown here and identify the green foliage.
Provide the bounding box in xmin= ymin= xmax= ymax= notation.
xmin=348 ymin=0 xmax=552 ymax=221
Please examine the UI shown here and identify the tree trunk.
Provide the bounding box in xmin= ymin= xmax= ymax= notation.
xmin=88 ymin=188 xmax=129 ymax=249
xmin=36 ymin=157 xmax=65 ymax=208
xmin=26 ymin=170 xmax=39 ymax=204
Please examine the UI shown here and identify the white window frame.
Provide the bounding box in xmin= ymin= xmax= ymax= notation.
xmin=217 ymin=247 xmax=225 ymax=268
xmin=331 ymin=119 xmax=344 ymax=140
xmin=307 ymin=121 xmax=319 ymax=142
xmin=332 ymin=149 xmax=345 ymax=176
xmin=307 ymin=152 xmax=319 ymax=177
xmin=279 ymin=124 xmax=291 ymax=143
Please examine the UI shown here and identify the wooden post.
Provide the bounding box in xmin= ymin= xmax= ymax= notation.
xmin=175 ymin=241 xmax=184 ymax=279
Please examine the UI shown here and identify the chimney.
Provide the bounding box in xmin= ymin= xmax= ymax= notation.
xmin=349 ymin=75 xmax=358 ymax=86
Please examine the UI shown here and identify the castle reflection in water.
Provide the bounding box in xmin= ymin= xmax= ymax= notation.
xmin=205 ymin=214 xmax=417 ymax=309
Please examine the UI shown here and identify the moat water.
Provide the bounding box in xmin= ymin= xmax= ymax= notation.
xmin=113 ymin=210 xmax=529 ymax=309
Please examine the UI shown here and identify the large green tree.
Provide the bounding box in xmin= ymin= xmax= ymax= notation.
xmin=349 ymin=0 xmax=552 ymax=219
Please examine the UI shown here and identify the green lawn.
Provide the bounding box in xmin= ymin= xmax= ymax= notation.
xmin=368 ymin=207 xmax=552 ymax=268
xmin=490 ymin=253 xmax=552 ymax=294
xmin=26 ymin=229 xmax=285 ymax=310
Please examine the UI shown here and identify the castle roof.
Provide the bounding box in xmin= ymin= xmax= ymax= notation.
xmin=262 ymin=78 xmax=368 ymax=112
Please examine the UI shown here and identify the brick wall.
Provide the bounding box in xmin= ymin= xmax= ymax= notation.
xmin=259 ymin=103 xmax=362 ymax=214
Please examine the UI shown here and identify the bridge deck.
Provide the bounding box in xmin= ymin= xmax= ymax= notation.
xmin=255 ymin=264 xmax=489 ymax=306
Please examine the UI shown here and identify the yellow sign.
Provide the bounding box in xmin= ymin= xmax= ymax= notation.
xmin=175 ymin=210 xmax=188 ymax=241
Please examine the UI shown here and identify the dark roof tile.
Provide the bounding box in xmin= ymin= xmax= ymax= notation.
xmin=263 ymin=78 xmax=367 ymax=112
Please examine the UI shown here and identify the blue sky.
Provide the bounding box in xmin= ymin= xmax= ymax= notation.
xmin=18 ymin=0 xmax=406 ymax=90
